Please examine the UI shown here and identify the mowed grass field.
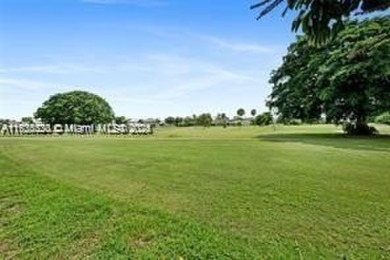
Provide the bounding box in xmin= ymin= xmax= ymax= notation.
xmin=1 ymin=125 xmax=389 ymax=259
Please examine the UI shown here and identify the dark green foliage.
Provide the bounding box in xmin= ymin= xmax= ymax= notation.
xmin=268 ymin=17 xmax=390 ymax=135
xmin=0 ymin=119 xmax=10 ymax=131
xmin=196 ymin=113 xmax=213 ymax=127
xmin=0 ymin=119 xmax=10 ymax=125
xmin=286 ymin=119 xmax=302 ymax=126
xmin=115 ymin=116 xmax=127 ymax=125
xmin=267 ymin=37 xmax=325 ymax=123
xmin=237 ymin=108 xmax=245 ymax=117
xmin=34 ymin=90 xmax=115 ymax=125
xmin=214 ymin=113 xmax=229 ymax=128
xmin=164 ymin=116 xmax=175 ymax=126
xmin=254 ymin=112 xmax=273 ymax=126
xmin=375 ymin=112 xmax=390 ymax=125
xmin=21 ymin=117 xmax=34 ymax=124
xmin=251 ymin=109 xmax=257 ymax=117
xmin=251 ymin=0 xmax=390 ymax=45
xmin=165 ymin=113 xmax=227 ymax=128
xmin=221 ymin=113 xmax=228 ymax=128
xmin=342 ymin=122 xmax=379 ymax=135
xmin=182 ymin=116 xmax=196 ymax=127
xmin=175 ymin=117 xmax=184 ymax=127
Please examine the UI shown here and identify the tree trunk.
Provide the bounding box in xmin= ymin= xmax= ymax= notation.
xmin=354 ymin=114 xmax=371 ymax=135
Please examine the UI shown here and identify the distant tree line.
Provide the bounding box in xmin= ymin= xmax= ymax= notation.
xmin=162 ymin=109 xmax=274 ymax=128
xmin=3 ymin=86 xmax=388 ymax=134
xmin=2 ymin=110 xmax=389 ymax=134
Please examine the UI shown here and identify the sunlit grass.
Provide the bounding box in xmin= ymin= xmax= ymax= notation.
xmin=1 ymin=125 xmax=389 ymax=258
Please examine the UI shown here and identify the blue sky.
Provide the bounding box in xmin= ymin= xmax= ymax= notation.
xmin=0 ymin=0 xmax=296 ymax=120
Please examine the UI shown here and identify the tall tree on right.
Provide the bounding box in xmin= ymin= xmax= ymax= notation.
xmin=268 ymin=17 xmax=390 ymax=135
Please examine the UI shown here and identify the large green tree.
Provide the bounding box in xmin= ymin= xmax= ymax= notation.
xmin=35 ymin=90 xmax=115 ymax=125
xmin=251 ymin=0 xmax=389 ymax=45
xmin=268 ymin=17 xmax=390 ymax=135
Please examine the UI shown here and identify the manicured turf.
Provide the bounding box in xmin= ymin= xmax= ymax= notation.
xmin=1 ymin=125 xmax=389 ymax=258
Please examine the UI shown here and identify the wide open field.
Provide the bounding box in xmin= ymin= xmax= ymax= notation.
xmin=1 ymin=125 xmax=390 ymax=259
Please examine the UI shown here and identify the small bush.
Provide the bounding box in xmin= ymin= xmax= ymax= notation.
xmin=254 ymin=112 xmax=272 ymax=126
xmin=288 ymin=119 xmax=302 ymax=125
xmin=375 ymin=112 xmax=390 ymax=125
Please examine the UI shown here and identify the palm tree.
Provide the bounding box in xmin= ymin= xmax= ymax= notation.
xmin=237 ymin=108 xmax=245 ymax=118
xmin=251 ymin=109 xmax=257 ymax=117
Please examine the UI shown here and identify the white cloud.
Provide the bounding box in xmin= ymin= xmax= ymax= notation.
xmin=0 ymin=49 xmax=271 ymax=119
xmin=139 ymin=53 xmax=258 ymax=101
xmin=206 ymin=36 xmax=272 ymax=53
xmin=108 ymin=96 xmax=172 ymax=105
xmin=0 ymin=78 xmax=55 ymax=91
xmin=0 ymin=64 xmax=106 ymax=74
xmin=0 ymin=78 xmax=75 ymax=119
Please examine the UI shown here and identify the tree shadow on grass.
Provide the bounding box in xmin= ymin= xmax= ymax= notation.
xmin=256 ymin=133 xmax=390 ymax=152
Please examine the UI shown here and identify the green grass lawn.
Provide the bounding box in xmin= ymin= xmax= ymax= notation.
xmin=1 ymin=125 xmax=389 ymax=259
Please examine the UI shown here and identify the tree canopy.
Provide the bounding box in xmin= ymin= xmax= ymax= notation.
xmin=268 ymin=17 xmax=390 ymax=134
xmin=251 ymin=0 xmax=390 ymax=45
xmin=35 ymin=90 xmax=115 ymax=125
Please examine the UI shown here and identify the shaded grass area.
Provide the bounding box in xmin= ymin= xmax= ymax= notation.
xmin=1 ymin=125 xmax=390 ymax=258
xmin=258 ymin=133 xmax=390 ymax=152
xmin=154 ymin=124 xmax=343 ymax=139
xmin=153 ymin=124 xmax=390 ymax=139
